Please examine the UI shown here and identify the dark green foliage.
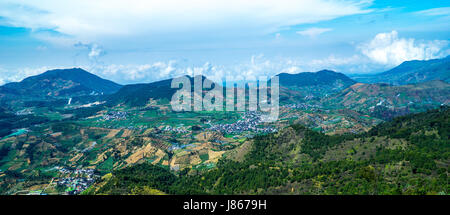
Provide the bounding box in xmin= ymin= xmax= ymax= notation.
xmin=291 ymin=124 xmax=355 ymax=160
xmin=60 ymin=104 xmax=105 ymax=119
xmin=368 ymin=106 xmax=449 ymax=138
xmin=106 ymin=78 xmax=178 ymax=107
xmin=0 ymin=145 xmax=9 ymax=159
xmin=277 ymin=70 xmax=355 ymax=87
xmin=0 ymin=109 xmax=49 ymax=138
xmin=51 ymin=122 xmax=80 ymax=135
xmin=97 ymin=164 xmax=176 ymax=194
xmin=367 ymin=107 xmax=449 ymax=173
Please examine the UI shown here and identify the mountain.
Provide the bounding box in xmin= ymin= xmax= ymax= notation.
xmin=322 ymin=80 xmax=450 ymax=119
xmin=107 ymin=75 xmax=213 ymax=107
xmin=275 ymin=70 xmax=356 ymax=103
xmin=107 ymin=78 xmax=176 ymax=107
xmin=107 ymin=70 xmax=355 ymax=108
xmin=0 ymin=68 xmax=122 ymax=101
xmin=277 ymin=69 xmax=356 ymax=88
xmin=352 ymin=57 xmax=450 ymax=85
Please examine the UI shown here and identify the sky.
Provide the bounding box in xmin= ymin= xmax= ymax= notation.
xmin=0 ymin=0 xmax=449 ymax=85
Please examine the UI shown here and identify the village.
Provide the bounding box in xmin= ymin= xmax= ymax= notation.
xmin=54 ymin=167 xmax=98 ymax=195
xmin=283 ymin=103 xmax=322 ymax=110
xmin=102 ymin=111 xmax=128 ymax=120
xmin=208 ymin=111 xmax=277 ymax=134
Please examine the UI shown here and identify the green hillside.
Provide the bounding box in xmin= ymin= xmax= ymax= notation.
xmin=352 ymin=56 xmax=450 ymax=85
xmin=0 ymin=68 xmax=122 ymax=99
xmin=322 ymin=80 xmax=450 ymax=119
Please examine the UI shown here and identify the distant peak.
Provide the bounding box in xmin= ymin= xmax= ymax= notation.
xmin=277 ymin=69 xmax=340 ymax=77
xmin=317 ymin=69 xmax=336 ymax=73
xmin=46 ymin=67 xmax=88 ymax=73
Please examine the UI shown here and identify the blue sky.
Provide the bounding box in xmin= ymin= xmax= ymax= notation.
xmin=0 ymin=0 xmax=449 ymax=84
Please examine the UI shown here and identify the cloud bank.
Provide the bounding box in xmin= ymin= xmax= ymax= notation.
xmin=0 ymin=53 xmax=378 ymax=85
xmin=0 ymin=66 xmax=50 ymax=85
xmin=414 ymin=7 xmax=450 ymax=16
xmin=0 ymin=0 xmax=371 ymax=44
xmin=359 ymin=31 xmax=449 ymax=66
xmin=296 ymin=27 xmax=332 ymax=37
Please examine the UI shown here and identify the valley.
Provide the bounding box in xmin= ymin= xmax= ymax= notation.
xmin=0 ymin=59 xmax=448 ymax=195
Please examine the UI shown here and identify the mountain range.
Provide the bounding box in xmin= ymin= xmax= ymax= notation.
xmin=323 ymin=80 xmax=450 ymax=119
xmin=0 ymin=58 xmax=448 ymax=115
xmin=351 ymin=56 xmax=450 ymax=85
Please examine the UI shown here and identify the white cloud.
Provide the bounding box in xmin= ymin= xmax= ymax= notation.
xmin=0 ymin=53 xmax=386 ymax=86
xmin=275 ymin=33 xmax=281 ymax=39
xmin=296 ymin=27 xmax=332 ymax=37
xmin=74 ymin=42 xmax=105 ymax=61
xmin=89 ymin=54 xmax=383 ymax=84
xmin=36 ymin=45 xmax=48 ymax=51
xmin=414 ymin=7 xmax=450 ymax=16
xmin=0 ymin=0 xmax=371 ymax=44
xmin=91 ymin=63 xmax=179 ymax=83
xmin=359 ymin=31 xmax=449 ymax=65
xmin=0 ymin=66 xmax=50 ymax=85
xmin=88 ymin=44 xmax=104 ymax=60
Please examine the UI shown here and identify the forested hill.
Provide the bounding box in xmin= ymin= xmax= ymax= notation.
xmin=352 ymin=56 xmax=450 ymax=85
xmin=0 ymin=68 xmax=122 ymax=99
xmin=84 ymin=106 xmax=449 ymax=195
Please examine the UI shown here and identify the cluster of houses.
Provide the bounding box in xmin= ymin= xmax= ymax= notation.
xmin=208 ymin=111 xmax=277 ymax=134
xmin=54 ymin=167 xmax=98 ymax=195
xmin=55 ymin=166 xmax=95 ymax=175
xmin=102 ymin=111 xmax=128 ymax=120
xmin=15 ymin=108 xmax=33 ymax=115
xmin=283 ymin=103 xmax=321 ymax=110
xmin=162 ymin=125 xmax=189 ymax=133
xmin=56 ymin=176 xmax=95 ymax=195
